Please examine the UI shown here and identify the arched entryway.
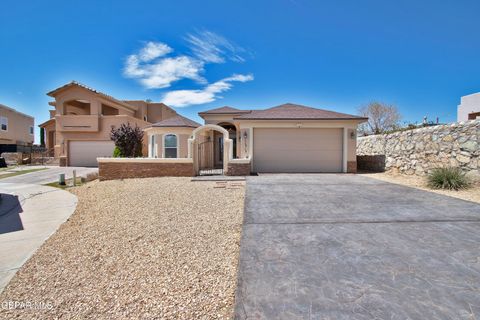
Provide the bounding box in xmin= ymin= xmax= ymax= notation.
xmin=189 ymin=124 xmax=233 ymax=175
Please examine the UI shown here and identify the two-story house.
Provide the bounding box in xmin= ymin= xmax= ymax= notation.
xmin=0 ymin=103 xmax=34 ymax=153
xmin=39 ymin=81 xmax=177 ymax=167
xmin=458 ymin=92 xmax=480 ymax=121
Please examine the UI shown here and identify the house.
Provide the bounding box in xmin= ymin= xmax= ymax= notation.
xmin=39 ymin=81 xmax=178 ymax=167
xmin=144 ymin=103 xmax=367 ymax=174
xmin=0 ymin=103 xmax=34 ymax=154
xmin=458 ymin=92 xmax=480 ymax=121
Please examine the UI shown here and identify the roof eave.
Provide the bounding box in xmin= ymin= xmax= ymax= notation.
xmin=232 ymin=117 xmax=369 ymax=121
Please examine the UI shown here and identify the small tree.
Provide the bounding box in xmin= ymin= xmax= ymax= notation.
xmin=358 ymin=101 xmax=401 ymax=135
xmin=39 ymin=128 xmax=45 ymax=147
xmin=110 ymin=123 xmax=144 ymax=157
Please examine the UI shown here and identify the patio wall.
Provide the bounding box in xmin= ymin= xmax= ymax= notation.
xmin=357 ymin=120 xmax=480 ymax=175
xmin=97 ymin=158 xmax=194 ymax=181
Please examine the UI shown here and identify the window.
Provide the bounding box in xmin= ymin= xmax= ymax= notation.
xmin=29 ymin=126 xmax=34 ymax=135
xmin=0 ymin=117 xmax=7 ymax=131
xmin=164 ymin=134 xmax=178 ymax=158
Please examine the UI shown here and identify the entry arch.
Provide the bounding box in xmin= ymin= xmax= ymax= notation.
xmin=188 ymin=124 xmax=233 ymax=175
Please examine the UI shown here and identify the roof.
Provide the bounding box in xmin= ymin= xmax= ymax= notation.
xmin=199 ymin=106 xmax=251 ymax=115
xmin=234 ymin=103 xmax=368 ymax=120
xmin=149 ymin=114 xmax=201 ymax=128
xmin=38 ymin=118 xmax=55 ymax=128
xmin=0 ymin=103 xmax=34 ymax=119
xmin=47 ymin=81 xmax=137 ymax=111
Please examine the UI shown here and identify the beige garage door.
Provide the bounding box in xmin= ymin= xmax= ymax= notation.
xmin=69 ymin=141 xmax=115 ymax=167
xmin=253 ymin=128 xmax=343 ymax=173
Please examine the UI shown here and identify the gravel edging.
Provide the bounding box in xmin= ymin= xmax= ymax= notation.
xmin=0 ymin=177 xmax=245 ymax=319
xmin=361 ymin=172 xmax=480 ymax=204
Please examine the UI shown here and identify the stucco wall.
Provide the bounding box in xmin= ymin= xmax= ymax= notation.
xmin=144 ymin=127 xmax=195 ymax=158
xmin=357 ymin=120 xmax=480 ymax=175
xmin=0 ymin=105 xmax=34 ymax=145
xmin=458 ymin=92 xmax=480 ymax=122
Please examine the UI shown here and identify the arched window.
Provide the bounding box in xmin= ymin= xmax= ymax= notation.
xmin=149 ymin=134 xmax=156 ymax=158
xmin=164 ymin=134 xmax=178 ymax=158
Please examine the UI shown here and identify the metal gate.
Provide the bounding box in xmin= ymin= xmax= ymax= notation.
xmin=198 ymin=140 xmax=223 ymax=175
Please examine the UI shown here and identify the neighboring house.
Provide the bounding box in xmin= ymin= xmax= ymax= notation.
xmin=39 ymin=81 xmax=177 ymax=167
xmin=458 ymin=92 xmax=480 ymax=121
xmin=0 ymin=103 xmax=34 ymax=153
xmin=144 ymin=104 xmax=367 ymax=173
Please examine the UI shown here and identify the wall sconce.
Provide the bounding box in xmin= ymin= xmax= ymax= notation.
xmin=350 ymin=131 xmax=356 ymax=139
xmin=243 ymin=131 xmax=248 ymax=140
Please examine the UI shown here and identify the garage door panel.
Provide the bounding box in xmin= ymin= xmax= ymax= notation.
xmin=69 ymin=141 xmax=115 ymax=167
xmin=253 ymin=128 xmax=343 ymax=173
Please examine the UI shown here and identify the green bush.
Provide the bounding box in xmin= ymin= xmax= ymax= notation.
xmin=427 ymin=167 xmax=471 ymax=190
xmin=113 ymin=146 xmax=122 ymax=158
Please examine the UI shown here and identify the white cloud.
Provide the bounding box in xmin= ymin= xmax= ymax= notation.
xmin=124 ymin=42 xmax=205 ymax=89
xmin=162 ymin=74 xmax=254 ymax=107
xmin=123 ymin=32 xmax=252 ymax=91
xmin=185 ymin=30 xmax=247 ymax=63
xmin=139 ymin=42 xmax=172 ymax=61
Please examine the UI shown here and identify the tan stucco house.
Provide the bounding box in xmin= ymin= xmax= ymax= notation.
xmin=0 ymin=103 xmax=34 ymax=153
xmin=39 ymin=81 xmax=178 ymax=166
xmin=144 ymin=104 xmax=367 ymax=174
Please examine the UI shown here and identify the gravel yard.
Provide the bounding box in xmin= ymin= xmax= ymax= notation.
xmin=362 ymin=171 xmax=480 ymax=204
xmin=0 ymin=178 xmax=244 ymax=319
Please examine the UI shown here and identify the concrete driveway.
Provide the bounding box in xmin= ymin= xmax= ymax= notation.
xmin=0 ymin=166 xmax=98 ymax=185
xmin=235 ymin=174 xmax=480 ymax=319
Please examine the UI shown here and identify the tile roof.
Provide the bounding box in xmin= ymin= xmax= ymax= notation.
xmin=234 ymin=103 xmax=368 ymax=120
xmin=149 ymin=114 xmax=201 ymax=128
xmin=199 ymin=106 xmax=251 ymax=115
xmin=47 ymin=81 xmax=138 ymax=111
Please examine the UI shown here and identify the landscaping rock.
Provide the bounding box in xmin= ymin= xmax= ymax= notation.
xmin=0 ymin=177 xmax=245 ymax=319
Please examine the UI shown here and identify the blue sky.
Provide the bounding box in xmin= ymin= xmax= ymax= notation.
xmin=1 ymin=0 xmax=480 ymax=143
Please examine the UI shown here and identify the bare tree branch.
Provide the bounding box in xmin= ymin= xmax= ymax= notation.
xmin=358 ymin=101 xmax=401 ymax=135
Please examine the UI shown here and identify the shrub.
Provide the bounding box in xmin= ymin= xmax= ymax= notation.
xmin=110 ymin=123 xmax=144 ymax=157
xmin=427 ymin=167 xmax=471 ymax=190
xmin=113 ymin=146 xmax=122 ymax=158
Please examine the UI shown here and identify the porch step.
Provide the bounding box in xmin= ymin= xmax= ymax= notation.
xmin=191 ymin=175 xmax=246 ymax=182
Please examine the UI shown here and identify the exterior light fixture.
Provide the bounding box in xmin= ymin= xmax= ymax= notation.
xmin=350 ymin=131 xmax=356 ymax=139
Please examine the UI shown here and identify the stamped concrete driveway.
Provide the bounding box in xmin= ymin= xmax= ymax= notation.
xmin=235 ymin=174 xmax=480 ymax=319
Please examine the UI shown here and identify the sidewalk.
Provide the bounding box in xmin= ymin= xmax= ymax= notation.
xmin=0 ymin=183 xmax=77 ymax=292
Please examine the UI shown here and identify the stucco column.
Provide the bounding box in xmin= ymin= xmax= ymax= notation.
xmin=343 ymin=127 xmax=348 ymax=173
xmin=187 ymin=138 xmax=194 ymax=158
xmin=90 ymin=100 xmax=101 ymax=115
xmin=223 ymin=138 xmax=232 ymax=174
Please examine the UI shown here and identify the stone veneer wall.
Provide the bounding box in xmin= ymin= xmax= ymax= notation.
xmin=98 ymin=160 xmax=194 ymax=181
xmin=357 ymin=120 xmax=480 ymax=175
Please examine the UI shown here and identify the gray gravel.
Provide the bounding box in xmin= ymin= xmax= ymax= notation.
xmin=0 ymin=178 xmax=244 ymax=319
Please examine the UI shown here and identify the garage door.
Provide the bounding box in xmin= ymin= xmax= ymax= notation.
xmin=253 ymin=128 xmax=343 ymax=173
xmin=69 ymin=141 xmax=115 ymax=167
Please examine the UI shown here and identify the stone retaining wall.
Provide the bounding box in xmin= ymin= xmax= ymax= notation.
xmin=357 ymin=120 xmax=480 ymax=175
xmin=98 ymin=158 xmax=194 ymax=181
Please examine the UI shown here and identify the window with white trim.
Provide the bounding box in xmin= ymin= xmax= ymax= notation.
xmin=29 ymin=126 xmax=34 ymax=135
xmin=0 ymin=117 xmax=7 ymax=131
xmin=164 ymin=134 xmax=178 ymax=158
